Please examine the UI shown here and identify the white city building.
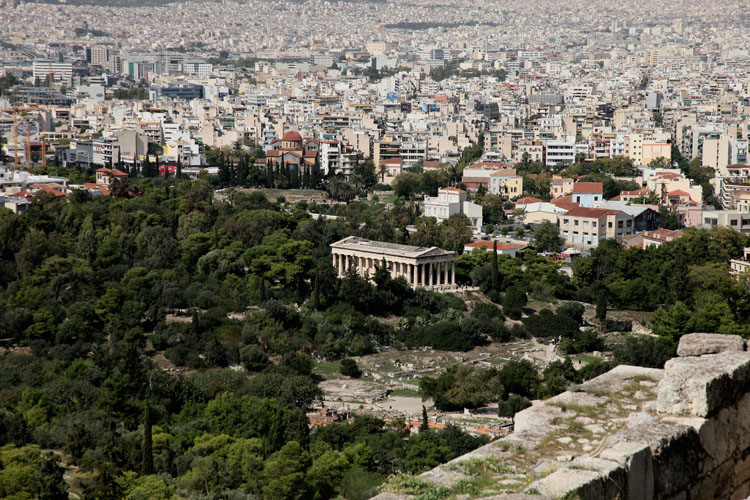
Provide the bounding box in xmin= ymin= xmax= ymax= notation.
xmin=423 ymin=187 xmax=483 ymax=232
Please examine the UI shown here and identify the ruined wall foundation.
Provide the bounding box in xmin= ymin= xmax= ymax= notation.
xmin=373 ymin=333 xmax=750 ymax=500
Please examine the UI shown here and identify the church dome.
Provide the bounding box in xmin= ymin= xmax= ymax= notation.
xmin=281 ymin=130 xmax=303 ymax=142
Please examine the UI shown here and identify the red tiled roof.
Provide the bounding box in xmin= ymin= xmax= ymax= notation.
xmin=572 ymin=182 xmax=603 ymax=194
xmin=643 ymin=229 xmax=683 ymax=242
xmin=489 ymin=168 xmax=518 ymax=177
xmin=96 ymin=168 xmax=128 ymax=177
xmin=551 ymin=176 xmax=573 ymax=184
xmin=281 ymin=130 xmax=303 ymax=142
xmin=380 ymin=158 xmax=403 ymax=165
xmin=564 ymin=206 xmax=621 ymax=218
xmin=37 ymin=187 xmax=66 ymax=197
xmin=515 ymin=197 xmax=542 ymax=205
xmin=441 ymin=187 xmax=467 ymax=194
xmin=667 ymin=189 xmax=690 ymax=197
xmin=621 ymin=188 xmax=650 ymax=196
xmin=551 ymin=194 xmax=575 ymax=205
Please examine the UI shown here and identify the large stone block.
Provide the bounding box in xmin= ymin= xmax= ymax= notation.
xmin=657 ymin=352 xmax=750 ymax=417
xmin=531 ymin=468 xmax=603 ymax=498
xmin=600 ymin=442 xmax=654 ymax=500
xmin=676 ymin=333 xmax=745 ymax=357
xmin=580 ymin=365 xmax=663 ymax=393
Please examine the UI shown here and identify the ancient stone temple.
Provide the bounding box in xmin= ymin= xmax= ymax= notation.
xmin=330 ymin=236 xmax=456 ymax=289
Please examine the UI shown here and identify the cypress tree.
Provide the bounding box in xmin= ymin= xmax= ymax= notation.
xmin=420 ymin=406 xmax=429 ymax=433
xmin=596 ymin=293 xmax=608 ymax=327
xmin=491 ymin=240 xmax=500 ymax=291
xmin=311 ymin=271 xmax=320 ymax=309
xmin=141 ymin=402 xmax=153 ymax=475
xmin=176 ymin=155 xmax=182 ymax=178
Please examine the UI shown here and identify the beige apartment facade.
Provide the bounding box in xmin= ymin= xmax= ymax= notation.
xmin=560 ymin=207 xmax=634 ymax=246
xmin=330 ymin=236 xmax=456 ymax=288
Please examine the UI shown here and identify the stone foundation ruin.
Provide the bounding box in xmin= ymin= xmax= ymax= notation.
xmin=373 ymin=333 xmax=750 ymax=500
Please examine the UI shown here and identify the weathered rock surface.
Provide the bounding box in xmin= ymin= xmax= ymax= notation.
xmin=657 ymin=352 xmax=750 ymax=417
xmin=371 ymin=343 xmax=750 ymax=500
xmin=676 ymin=333 xmax=745 ymax=357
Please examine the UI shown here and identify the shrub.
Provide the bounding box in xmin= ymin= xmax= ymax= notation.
xmin=340 ymin=359 xmax=362 ymax=378
xmin=523 ymin=310 xmax=580 ymax=339
xmin=559 ymin=330 xmax=603 ymax=354
xmin=502 ymin=287 xmax=527 ymax=320
xmin=557 ymin=302 xmax=585 ymax=324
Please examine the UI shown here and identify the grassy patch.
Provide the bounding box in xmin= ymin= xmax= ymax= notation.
xmin=571 ymin=354 xmax=603 ymax=364
xmin=448 ymin=457 xmax=516 ymax=476
xmin=389 ymin=388 xmax=421 ymax=398
xmin=313 ymin=360 xmax=341 ymax=375
xmin=552 ymin=402 xmax=603 ymax=421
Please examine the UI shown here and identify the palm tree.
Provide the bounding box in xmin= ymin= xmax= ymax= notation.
xmin=377 ymin=162 xmax=388 ymax=183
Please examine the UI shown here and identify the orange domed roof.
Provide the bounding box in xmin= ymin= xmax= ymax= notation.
xmin=281 ymin=130 xmax=303 ymax=142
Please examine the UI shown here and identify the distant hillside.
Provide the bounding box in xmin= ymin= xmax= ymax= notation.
xmin=32 ymin=0 xmax=386 ymax=5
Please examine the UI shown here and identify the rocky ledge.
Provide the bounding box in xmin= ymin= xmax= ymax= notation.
xmin=372 ymin=333 xmax=750 ymax=500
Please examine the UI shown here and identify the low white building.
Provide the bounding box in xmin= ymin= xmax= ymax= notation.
xmin=423 ymin=187 xmax=483 ymax=232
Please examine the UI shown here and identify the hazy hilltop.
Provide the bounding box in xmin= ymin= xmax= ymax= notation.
xmin=31 ymin=0 xmax=386 ymax=5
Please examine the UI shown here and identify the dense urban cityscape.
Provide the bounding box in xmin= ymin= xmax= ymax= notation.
xmin=1 ymin=0 xmax=750 ymax=499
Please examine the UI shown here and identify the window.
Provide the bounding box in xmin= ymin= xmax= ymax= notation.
xmin=563 ymin=218 xmax=569 ymax=225
xmin=608 ymin=222 xmax=613 ymax=228
xmin=617 ymin=221 xmax=624 ymax=228
xmin=583 ymin=221 xmax=589 ymax=228
xmin=574 ymin=220 xmax=579 ymax=226
xmin=626 ymin=220 xmax=632 ymax=227
xmin=731 ymin=219 xmax=738 ymax=226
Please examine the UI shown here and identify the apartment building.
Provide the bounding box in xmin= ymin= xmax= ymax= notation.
xmin=32 ymin=61 xmax=72 ymax=84
xmin=489 ymin=168 xmax=523 ymax=198
xmin=550 ymin=176 xmax=574 ymax=197
xmin=702 ymin=210 xmax=750 ymax=234
xmin=423 ymin=187 xmax=483 ymax=232
xmin=571 ymin=182 xmax=603 ymax=207
xmin=545 ymin=138 xmax=576 ymax=166
xmin=560 ymin=207 xmax=634 ymax=246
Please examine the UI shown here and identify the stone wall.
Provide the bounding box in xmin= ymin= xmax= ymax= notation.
xmin=372 ymin=333 xmax=750 ymax=500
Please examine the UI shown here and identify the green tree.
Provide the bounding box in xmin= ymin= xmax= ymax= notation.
xmin=532 ymin=221 xmax=564 ymax=253
xmin=30 ymin=452 xmax=68 ymax=500
xmin=497 ymin=394 xmax=531 ymax=423
xmin=263 ymin=441 xmax=311 ymax=500
xmin=503 ymin=286 xmax=527 ymax=320
xmin=392 ymin=172 xmax=421 ymax=199
xmin=439 ymin=214 xmax=473 ymax=251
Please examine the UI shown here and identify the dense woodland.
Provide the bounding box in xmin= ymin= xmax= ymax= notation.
xmin=0 ymin=169 xmax=748 ymax=499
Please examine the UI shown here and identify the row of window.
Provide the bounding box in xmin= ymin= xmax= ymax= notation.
xmin=562 ymin=218 xmax=633 ymax=229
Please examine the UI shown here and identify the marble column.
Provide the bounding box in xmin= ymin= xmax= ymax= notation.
xmin=451 ymin=261 xmax=455 ymax=285
xmin=443 ymin=260 xmax=448 ymax=285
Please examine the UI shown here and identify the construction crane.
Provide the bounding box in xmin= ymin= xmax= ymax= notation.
xmin=0 ymin=106 xmax=40 ymax=170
